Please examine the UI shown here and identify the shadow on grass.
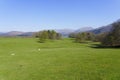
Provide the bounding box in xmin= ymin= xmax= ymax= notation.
xmin=90 ymin=44 xmax=120 ymax=49
xmin=72 ymin=40 xmax=93 ymax=44
xmin=37 ymin=41 xmax=45 ymax=43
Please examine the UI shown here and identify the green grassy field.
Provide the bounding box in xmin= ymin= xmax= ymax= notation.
xmin=0 ymin=38 xmax=120 ymax=80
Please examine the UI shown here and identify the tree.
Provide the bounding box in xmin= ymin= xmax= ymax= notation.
xmin=101 ymin=22 xmax=120 ymax=47
xmin=85 ymin=32 xmax=95 ymax=41
xmin=74 ymin=32 xmax=95 ymax=43
xmin=75 ymin=32 xmax=86 ymax=43
xmin=75 ymin=33 xmax=82 ymax=43
xmin=56 ymin=33 xmax=62 ymax=39
xmin=35 ymin=30 xmax=61 ymax=43
xmin=39 ymin=31 xmax=48 ymax=43
xmin=69 ymin=33 xmax=76 ymax=38
xmin=50 ymin=30 xmax=57 ymax=40
xmin=94 ymin=32 xmax=108 ymax=42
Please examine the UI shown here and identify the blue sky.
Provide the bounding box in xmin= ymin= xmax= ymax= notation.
xmin=0 ymin=0 xmax=120 ymax=32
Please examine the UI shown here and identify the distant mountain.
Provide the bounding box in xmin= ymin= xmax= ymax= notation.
xmin=75 ymin=27 xmax=93 ymax=33
xmin=1 ymin=19 xmax=120 ymax=36
xmin=89 ymin=25 xmax=113 ymax=34
xmin=18 ymin=32 xmax=35 ymax=37
xmin=0 ymin=31 xmax=25 ymax=36
xmin=0 ymin=31 xmax=34 ymax=37
xmin=89 ymin=19 xmax=120 ymax=34
xmin=55 ymin=29 xmax=74 ymax=37
xmin=116 ymin=19 xmax=120 ymax=22
xmin=0 ymin=32 xmax=4 ymax=35
xmin=55 ymin=27 xmax=94 ymax=37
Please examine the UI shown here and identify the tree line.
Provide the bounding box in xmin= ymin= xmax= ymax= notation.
xmin=101 ymin=22 xmax=120 ymax=47
xmin=34 ymin=30 xmax=61 ymax=43
xmin=69 ymin=22 xmax=120 ymax=47
xmin=69 ymin=32 xmax=95 ymax=43
xmin=34 ymin=22 xmax=120 ymax=47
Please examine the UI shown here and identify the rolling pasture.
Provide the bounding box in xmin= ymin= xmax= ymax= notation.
xmin=0 ymin=38 xmax=120 ymax=80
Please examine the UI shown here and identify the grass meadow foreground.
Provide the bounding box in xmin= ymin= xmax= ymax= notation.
xmin=0 ymin=38 xmax=120 ymax=80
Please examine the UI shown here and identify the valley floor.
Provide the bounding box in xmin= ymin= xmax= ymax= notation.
xmin=0 ymin=38 xmax=120 ymax=80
